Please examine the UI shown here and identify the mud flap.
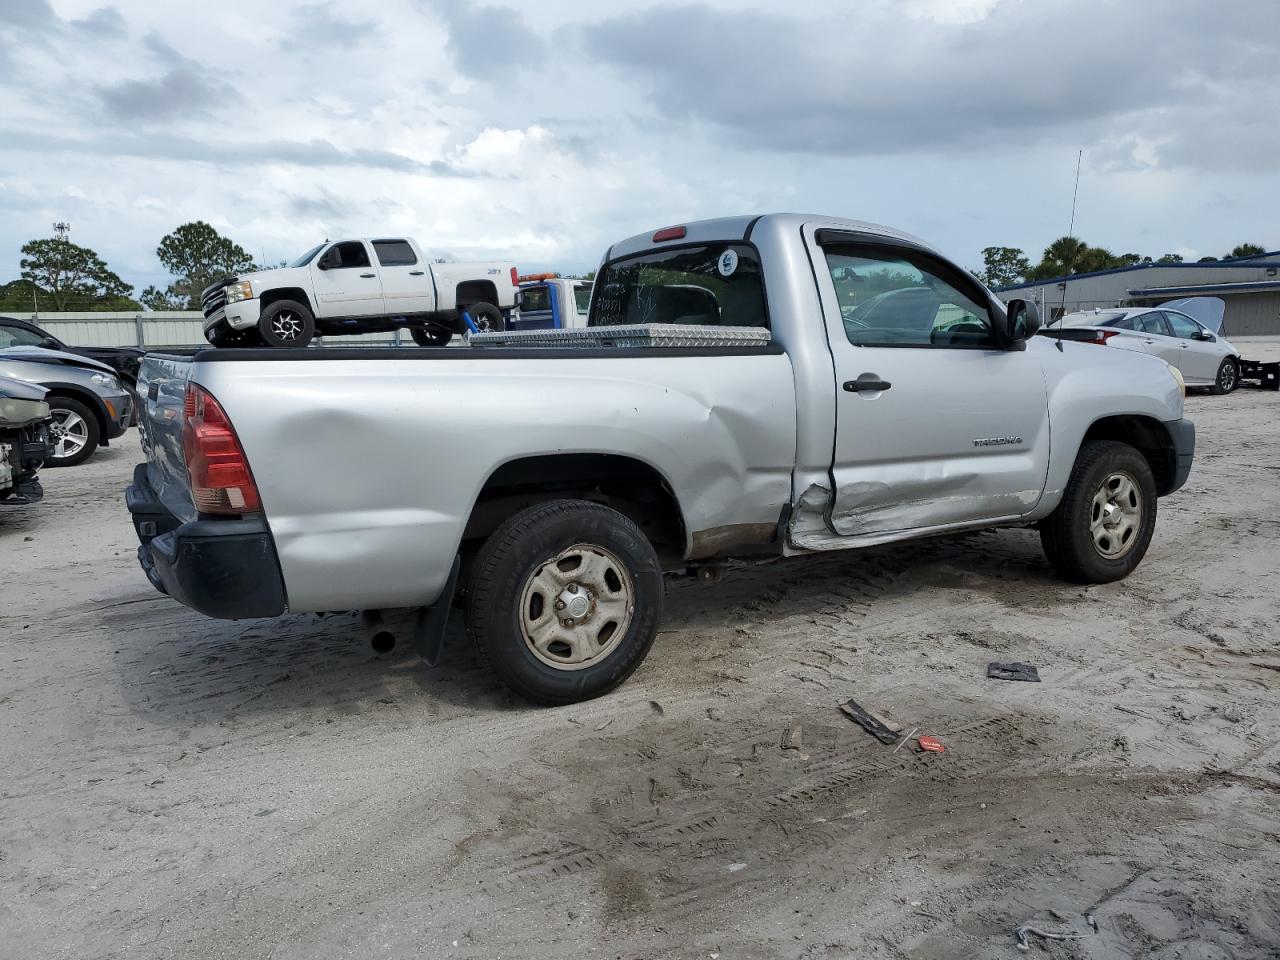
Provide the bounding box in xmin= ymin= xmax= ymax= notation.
xmin=414 ymin=555 xmax=461 ymax=667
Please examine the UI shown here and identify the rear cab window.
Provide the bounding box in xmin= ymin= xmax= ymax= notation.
xmin=589 ymin=243 xmax=767 ymax=329
xmin=573 ymin=284 xmax=591 ymax=315
xmin=373 ymin=240 xmax=417 ymax=267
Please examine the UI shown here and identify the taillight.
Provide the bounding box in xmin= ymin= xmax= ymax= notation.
xmin=652 ymin=225 xmax=686 ymax=242
xmin=510 ymin=266 xmax=519 ymax=287
xmin=181 ymin=383 xmax=261 ymax=516
xmin=1087 ymin=330 xmax=1121 ymax=345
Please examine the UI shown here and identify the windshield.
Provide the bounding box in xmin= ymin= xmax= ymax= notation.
xmin=290 ymin=244 xmax=325 ymax=268
xmin=1060 ymin=311 xmax=1127 ymax=328
xmin=589 ymin=243 xmax=767 ymax=328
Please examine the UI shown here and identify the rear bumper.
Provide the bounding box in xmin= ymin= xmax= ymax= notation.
xmin=1164 ymin=417 xmax=1195 ymax=494
xmin=126 ymin=463 xmax=286 ymax=619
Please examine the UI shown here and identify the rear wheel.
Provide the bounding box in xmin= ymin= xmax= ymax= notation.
xmin=1040 ymin=440 xmax=1157 ymax=583
xmin=466 ymin=301 xmax=505 ymax=334
xmin=466 ymin=500 xmax=663 ymax=704
xmin=46 ymin=397 xmax=100 ymax=468
xmin=1210 ymin=357 xmax=1238 ymax=395
xmin=410 ymin=324 xmax=453 ymax=347
xmin=258 ymin=300 xmax=315 ymax=348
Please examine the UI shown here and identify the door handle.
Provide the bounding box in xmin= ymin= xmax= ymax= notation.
xmin=360 ymin=272 xmax=376 ymax=278
xmin=843 ymin=377 xmax=892 ymax=392
xmin=409 ymin=270 xmax=425 ymax=276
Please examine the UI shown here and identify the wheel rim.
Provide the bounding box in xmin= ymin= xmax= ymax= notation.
xmin=49 ymin=409 xmax=89 ymax=460
xmin=272 ymin=311 xmax=303 ymax=341
xmin=518 ymin=543 xmax=635 ymax=671
xmin=1089 ymin=471 xmax=1143 ymax=559
xmin=1220 ymin=362 xmax=1236 ymax=391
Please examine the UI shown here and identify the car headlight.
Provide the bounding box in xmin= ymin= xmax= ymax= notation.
xmin=1168 ymin=363 xmax=1185 ymax=397
xmin=224 ymin=280 xmax=254 ymax=304
xmin=0 ymin=397 xmax=51 ymax=424
xmin=90 ymin=372 xmax=122 ymax=390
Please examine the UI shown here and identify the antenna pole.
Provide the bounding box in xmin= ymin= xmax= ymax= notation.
xmin=1067 ymin=149 xmax=1082 ymax=239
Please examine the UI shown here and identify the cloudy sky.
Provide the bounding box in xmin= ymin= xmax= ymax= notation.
xmin=1 ymin=0 xmax=1277 ymax=296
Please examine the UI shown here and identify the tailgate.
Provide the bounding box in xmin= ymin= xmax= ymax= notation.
xmin=136 ymin=353 xmax=199 ymax=523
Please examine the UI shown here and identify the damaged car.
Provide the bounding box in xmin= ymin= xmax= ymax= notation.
xmin=0 ymin=347 xmax=132 ymax=467
xmin=0 ymin=376 xmax=52 ymax=505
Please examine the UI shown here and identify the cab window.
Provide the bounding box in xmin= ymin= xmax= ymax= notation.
xmin=824 ymin=246 xmax=993 ymax=347
xmin=323 ymin=241 xmax=371 ymax=270
xmin=521 ymin=286 xmax=551 ymax=312
xmin=372 ymin=240 xmax=416 ymax=267
xmin=573 ymin=284 xmax=591 ymax=315
xmin=590 ymin=243 xmax=767 ymax=328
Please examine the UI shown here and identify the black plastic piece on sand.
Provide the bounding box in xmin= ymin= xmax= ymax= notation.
xmin=838 ymin=699 xmax=901 ymax=744
xmin=987 ymin=662 xmax=1041 ymax=682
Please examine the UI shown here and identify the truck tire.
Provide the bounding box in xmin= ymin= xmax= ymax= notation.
xmin=1039 ymin=440 xmax=1157 ymax=583
xmin=410 ymin=325 xmax=452 ymax=347
xmin=466 ymin=301 xmax=505 ymax=334
xmin=46 ymin=396 xmax=100 ymax=468
xmin=258 ymin=300 xmax=315 ymax=348
xmin=1210 ymin=357 xmax=1238 ymax=395
xmin=466 ymin=499 xmax=663 ymax=705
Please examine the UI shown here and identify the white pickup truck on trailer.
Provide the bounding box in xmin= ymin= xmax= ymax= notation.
xmin=200 ymin=237 xmax=518 ymax=348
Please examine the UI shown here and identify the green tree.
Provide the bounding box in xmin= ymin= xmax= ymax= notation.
xmin=976 ymin=246 xmax=1031 ymax=288
xmin=1228 ymin=243 xmax=1266 ymax=259
xmin=1156 ymin=253 xmax=1184 ymax=264
xmin=18 ymin=235 xmax=137 ymax=311
xmin=153 ymin=221 xmax=256 ymax=309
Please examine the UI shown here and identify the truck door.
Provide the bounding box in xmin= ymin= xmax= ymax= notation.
xmin=372 ymin=239 xmax=436 ymax=316
xmin=511 ymin=283 xmax=557 ymax=330
xmin=808 ymin=228 xmax=1051 ymax=537
xmin=310 ymin=241 xmax=385 ymax=317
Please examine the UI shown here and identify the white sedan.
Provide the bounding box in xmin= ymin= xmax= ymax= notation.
xmin=1047 ymin=297 xmax=1241 ymax=394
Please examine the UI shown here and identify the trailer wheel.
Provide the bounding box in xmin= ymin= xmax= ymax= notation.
xmin=258 ymin=300 xmax=315 ymax=348
xmin=1040 ymin=440 xmax=1157 ymax=583
xmin=1210 ymin=357 xmax=1238 ymax=395
xmin=410 ymin=325 xmax=452 ymax=347
xmin=466 ymin=499 xmax=663 ymax=704
xmin=466 ymin=301 xmax=505 ymax=334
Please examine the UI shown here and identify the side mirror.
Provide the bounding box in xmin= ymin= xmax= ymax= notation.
xmin=1192 ymin=329 xmax=1214 ymax=342
xmin=39 ymin=337 xmax=61 ymax=350
xmin=1004 ymin=298 xmax=1041 ymax=343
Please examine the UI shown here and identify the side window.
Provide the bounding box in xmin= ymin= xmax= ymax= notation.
xmin=573 ymin=285 xmax=591 ymax=315
xmin=329 ymin=241 xmax=371 ymax=269
xmin=1138 ymin=313 xmax=1170 ymax=336
xmin=0 ymin=325 xmax=46 ymax=347
xmin=824 ymin=247 xmax=993 ymax=347
xmin=372 ymin=240 xmax=416 ymax=267
xmin=1163 ymin=312 xmax=1201 ymax=339
xmin=521 ymin=286 xmax=551 ymax=312
xmin=1106 ymin=315 xmax=1137 ymax=330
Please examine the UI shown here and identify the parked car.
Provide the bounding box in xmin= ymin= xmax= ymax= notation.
xmin=0 ymin=347 xmax=131 ymax=466
xmin=510 ymin=275 xmax=592 ymax=331
xmin=0 ymin=315 xmax=144 ymax=388
xmin=1045 ymin=297 xmax=1241 ymax=394
xmin=0 ymin=375 xmax=52 ymax=504
xmin=127 ymin=213 xmax=1193 ymax=705
xmin=201 ymin=238 xmax=519 ymax=349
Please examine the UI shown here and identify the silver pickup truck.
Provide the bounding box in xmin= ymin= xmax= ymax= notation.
xmin=127 ymin=213 xmax=1193 ymax=704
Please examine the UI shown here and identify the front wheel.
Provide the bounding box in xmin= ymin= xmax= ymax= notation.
xmin=410 ymin=325 xmax=452 ymax=347
xmin=1210 ymin=357 xmax=1238 ymax=395
xmin=46 ymin=397 xmax=101 ymax=468
xmin=258 ymin=299 xmax=315 ymax=348
xmin=1040 ymin=440 xmax=1157 ymax=583
xmin=466 ymin=500 xmax=663 ymax=704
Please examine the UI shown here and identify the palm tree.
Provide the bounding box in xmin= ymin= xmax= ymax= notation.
xmin=1042 ymin=236 xmax=1088 ymax=275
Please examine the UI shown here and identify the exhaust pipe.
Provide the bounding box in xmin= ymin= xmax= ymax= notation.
xmin=362 ymin=609 xmax=396 ymax=654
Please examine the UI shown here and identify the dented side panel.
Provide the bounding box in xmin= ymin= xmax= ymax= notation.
xmin=190 ymin=353 xmax=797 ymax=612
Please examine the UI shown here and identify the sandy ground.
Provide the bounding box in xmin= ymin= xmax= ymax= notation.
xmin=3 ymin=341 xmax=1279 ymax=960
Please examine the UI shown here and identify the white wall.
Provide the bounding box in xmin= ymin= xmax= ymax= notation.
xmin=8 ymin=312 xmax=405 ymax=348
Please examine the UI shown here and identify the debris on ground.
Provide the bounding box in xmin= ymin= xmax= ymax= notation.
xmin=780 ymin=723 xmax=802 ymax=751
xmin=893 ymin=726 xmax=920 ymax=753
xmin=917 ymin=735 xmax=945 ymax=753
xmin=838 ymin=698 xmax=901 ymax=744
xmin=987 ymin=661 xmax=1042 ymax=682
xmin=649 ymin=700 xmax=665 ymax=716
xmin=1015 ymin=913 xmax=1098 ymax=951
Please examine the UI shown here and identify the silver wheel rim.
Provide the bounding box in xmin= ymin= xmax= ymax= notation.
xmin=519 ymin=543 xmax=635 ymax=671
xmin=1089 ymin=471 xmax=1143 ymax=559
xmin=271 ymin=311 xmax=304 ymax=341
xmin=1220 ymin=362 xmax=1236 ymax=391
xmin=49 ymin=409 xmax=89 ymax=460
